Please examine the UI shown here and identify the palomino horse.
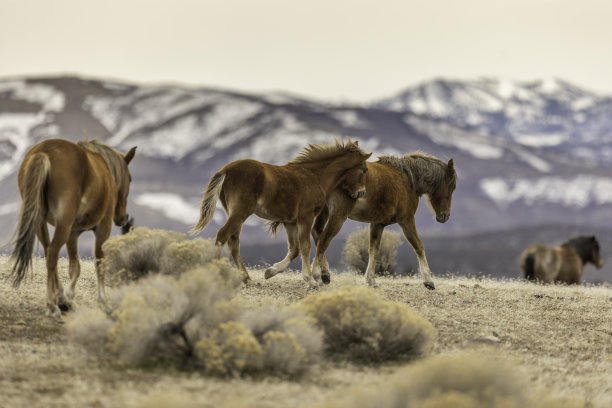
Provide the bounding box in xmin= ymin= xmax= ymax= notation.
xmin=266 ymin=152 xmax=456 ymax=289
xmin=520 ymin=235 xmax=603 ymax=284
xmin=11 ymin=139 xmax=136 ymax=316
xmin=191 ymin=139 xmax=371 ymax=287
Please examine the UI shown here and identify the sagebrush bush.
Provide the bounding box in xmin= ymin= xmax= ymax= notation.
xmin=343 ymin=227 xmax=402 ymax=275
xmin=69 ymin=259 xmax=321 ymax=376
xmin=68 ymin=262 xmax=241 ymax=366
xmin=241 ymin=299 xmax=323 ymax=376
xmin=102 ymin=227 xmax=187 ymax=283
xmin=320 ymin=352 xmax=589 ymax=408
xmin=299 ymin=285 xmax=434 ymax=362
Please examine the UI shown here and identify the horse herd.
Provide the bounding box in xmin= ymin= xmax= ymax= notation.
xmin=8 ymin=138 xmax=604 ymax=316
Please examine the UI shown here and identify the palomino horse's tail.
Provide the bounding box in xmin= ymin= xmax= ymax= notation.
xmin=11 ymin=152 xmax=50 ymax=287
xmin=191 ymin=172 xmax=226 ymax=233
xmin=523 ymin=253 xmax=536 ymax=281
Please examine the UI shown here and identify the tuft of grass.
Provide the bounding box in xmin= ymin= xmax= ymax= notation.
xmin=299 ymin=285 xmax=434 ymax=362
xmin=342 ymin=227 xmax=402 ymax=275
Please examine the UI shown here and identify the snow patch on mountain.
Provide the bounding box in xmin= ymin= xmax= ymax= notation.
xmin=84 ymin=86 xmax=263 ymax=156
xmin=480 ymin=176 xmax=612 ymax=207
xmin=134 ymin=192 xmax=263 ymax=227
xmin=0 ymin=80 xmax=65 ymax=112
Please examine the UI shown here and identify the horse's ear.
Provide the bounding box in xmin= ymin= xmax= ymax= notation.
xmin=363 ymin=152 xmax=372 ymax=160
xmin=446 ymin=158 xmax=455 ymax=178
xmin=124 ymin=146 xmax=137 ymax=165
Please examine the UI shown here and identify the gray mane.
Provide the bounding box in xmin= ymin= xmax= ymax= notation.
xmin=78 ymin=139 xmax=127 ymax=190
xmin=378 ymin=152 xmax=453 ymax=195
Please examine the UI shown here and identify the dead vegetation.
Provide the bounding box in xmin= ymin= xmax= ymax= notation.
xmin=1 ymin=254 xmax=611 ymax=408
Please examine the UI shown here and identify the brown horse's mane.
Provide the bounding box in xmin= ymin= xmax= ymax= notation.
xmin=78 ymin=140 xmax=128 ymax=190
xmin=378 ymin=152 xmax=456 ymax=195
xmin=288 ymin=138 xmax=364 ymax=164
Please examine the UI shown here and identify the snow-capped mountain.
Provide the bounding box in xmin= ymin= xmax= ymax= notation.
xmin=1 ymin=75 xmax=611 ymax=282
xmin=374 ymin=78 xmax=612 ymax=165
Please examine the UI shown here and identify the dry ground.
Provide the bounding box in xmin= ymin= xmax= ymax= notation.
xmin=0 ymin=255 xmax=611 ymax=408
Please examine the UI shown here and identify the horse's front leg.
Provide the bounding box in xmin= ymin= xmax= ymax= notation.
xmin=265 ymin=223 xmax=299 ymax=279
xmin=400 ymin=218 xmax=435 ymax=290
xmin=297 ymin=217 xmax=318 ymax=288
xmin=93 ymin=221 xmax=113 ymax=312
xmin=65 ymin=230 xmax=81 ymax=302
xmin=312 ymin=212 xmax=348 ymax=284
xmin=364 ymin=223 xmax=385 ymax=288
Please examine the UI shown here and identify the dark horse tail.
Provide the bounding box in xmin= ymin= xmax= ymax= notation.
xmin=191 ymin=172 xmax=226 ymax=234
xmin=11 ymin=152 xmax=50 ymax=287
xmin=523 ymin=253 xmax=536 ymax=281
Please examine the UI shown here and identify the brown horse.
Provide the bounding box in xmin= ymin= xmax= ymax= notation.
xmin=191 ymin=139 xmax=371 ymax=287
xmin=11 ymin=139 xmax=136 ymax=316
xmin=266 ymin=152 xmax=456 ymax=289
xmin=520 ymin=235 xmax=603 ymax=284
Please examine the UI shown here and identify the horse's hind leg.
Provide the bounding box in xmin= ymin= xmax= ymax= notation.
xmin=400 ymin=219 xmax=435 ymax=290
xmin=312 ymin=213 xmax=348 ymax=284
xmin=46 ymin=223 xmax=71 ymax=316
xmin=297 ymin=217 xmax=318 ymax=288
xmin=65 ymin=230 xmax=81 ymax=301
xmin=216 ymin=213 xmax=251 ymax=282
xmin=265 ymin=223 xmax=299 ymax=279
xmin=364 ymin=223 xmax=385 ymax=288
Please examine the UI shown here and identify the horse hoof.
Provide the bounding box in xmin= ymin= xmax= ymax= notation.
xmin=321 ymin=273 xmax=331 ymax=284
xmin=58 ymin=303 xmax=72 ymax=312
xmin=424 ymin=281 xmax=436 ymax=290
xmin=264 ymin=268 xmax=275 ymax=279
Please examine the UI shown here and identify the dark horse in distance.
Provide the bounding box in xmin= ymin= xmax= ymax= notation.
xmin=266 ymin=152 xmax=457 ymax=289
xmin=191 ymin=139 xmax=371 ymax=287
xmin=11 ymin=139 xmax=136 ymax=316
xmin=520 ymin=235 xmax=603 ymax=284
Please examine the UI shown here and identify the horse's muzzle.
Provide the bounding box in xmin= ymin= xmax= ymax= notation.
xmin=114 ymin=214 xmax=130 ymax=227
xmin=436 ymin=213 xmax=450 ymax=223
xmin=351 ymin=189 xmax=366 ymax=199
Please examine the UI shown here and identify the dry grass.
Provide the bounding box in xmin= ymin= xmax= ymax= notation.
xmin=1 ymin=254 xmax=611 ymax=407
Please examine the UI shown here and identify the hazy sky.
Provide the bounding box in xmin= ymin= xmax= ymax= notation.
xmin=2 ymin=0 xmax=612 ymax=101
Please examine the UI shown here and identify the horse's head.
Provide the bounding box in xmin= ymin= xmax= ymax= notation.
xmin=341 ymin=162 xmax=369 ymax=199
xmin=114 ymin=146 xmax=137 ymax=227
xmin=587 ymin=236 xmax=604 ymax=269
xmin=427 ymin=158 xmax=457 ymax=223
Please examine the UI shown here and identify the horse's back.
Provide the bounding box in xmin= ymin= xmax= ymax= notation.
xmin=555 ymin=246 xmax=583 ymax=284
xmin=349 ymin=162 xmax=414 ymax=223
xmin=520 ymin=243 xmax=561 ymax=283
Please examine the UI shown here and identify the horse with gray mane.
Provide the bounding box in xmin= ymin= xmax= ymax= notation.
xmin=191 ymin=139 xmax=371 ymax=287
xmin=520 ymin=235 xmax=603 ymax=284
xmin=11 ymin=139 xmax=136 ymax=316
xmin=266 ymin=152 xmax=456 ymax=289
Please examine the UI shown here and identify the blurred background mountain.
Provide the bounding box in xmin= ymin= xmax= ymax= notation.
xmin=1 ymin=75 xmax=610 ymax=283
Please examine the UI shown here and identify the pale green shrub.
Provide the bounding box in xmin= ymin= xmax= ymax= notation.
xmin=320 ymin=352 xmax=589 ymax=408
xmin=299 ymin=286 xmax=434 ymax=362
xmin=102 ymin=227 xmax=186 ymax=283
xmin=343 ymin=227 xmax=402 ymax=275
xmin=240 ymin=299 xmax=323 ymax=376
xmin=195 ymin=321 xmax=264 ymax=376
xmin=69 ymin=263 xmax=241 ymax=366
xmin=69 ymin=259 xmax=320 ymax=376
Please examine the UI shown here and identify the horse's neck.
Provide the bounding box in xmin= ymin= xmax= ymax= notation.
xmin=405 ymin=158 xmax=439 ymax=197
xmin=296 ymin=160 xmax=350 ymax=192
xmin=563 ymin=242 xmax=589 ymax=265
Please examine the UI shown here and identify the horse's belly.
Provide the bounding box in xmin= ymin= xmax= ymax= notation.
xmin=254 ymin=202 xmax=296 ymax=222
xmin=349 ymin=198 xmax=393 ymax=223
